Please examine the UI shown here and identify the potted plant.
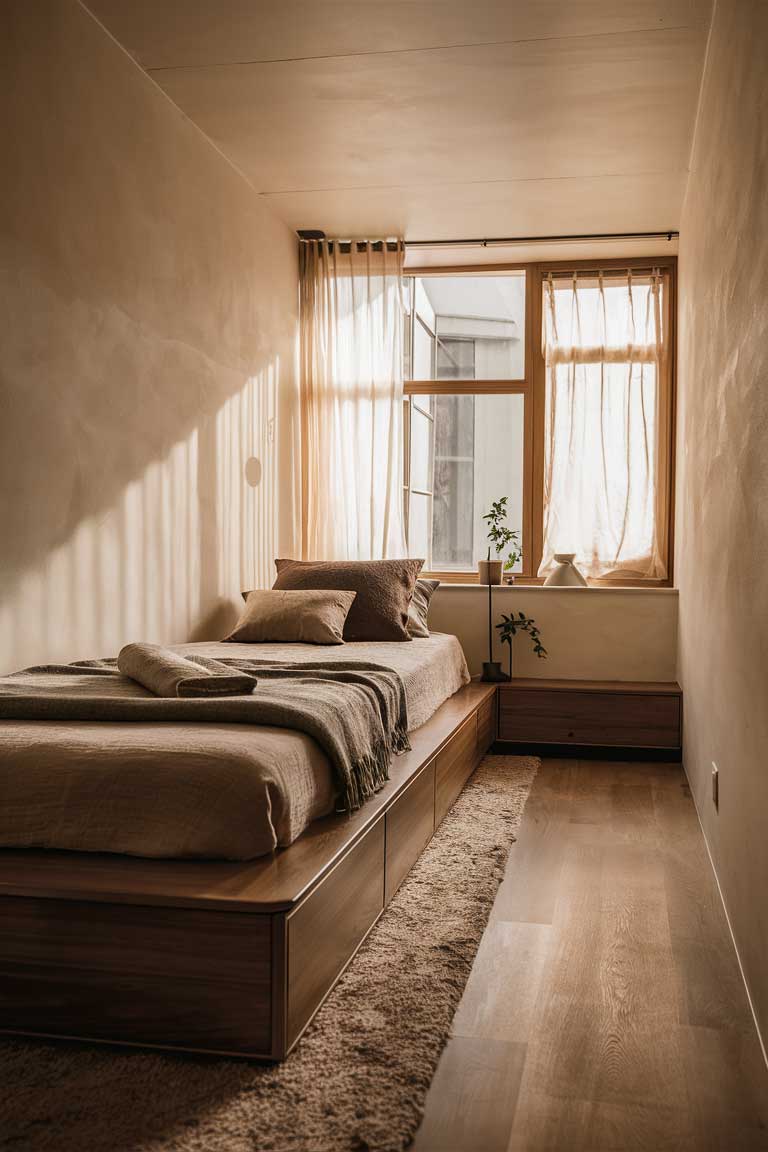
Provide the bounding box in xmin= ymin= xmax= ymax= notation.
xmin=478 ymin=497 xmax=521 ymax=586
xmin=496 ymin=611 xmax=548 ymax=679
xmin=479 ymin=497 xmax=524 ymax=683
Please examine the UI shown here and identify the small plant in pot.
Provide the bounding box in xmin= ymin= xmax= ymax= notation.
xmin=496 ymin=611 xmax=548 ymax=680
xmin=479 ymin=497 xmax=521 ymax=586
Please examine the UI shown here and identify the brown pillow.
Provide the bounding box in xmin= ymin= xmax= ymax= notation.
xmin=407 ymin=579 xmax=440 ymax=638
xmin=272 ymin=559 xmax=424 ymax=642
xmin=225 ymin=588 xmax=357 ymax=645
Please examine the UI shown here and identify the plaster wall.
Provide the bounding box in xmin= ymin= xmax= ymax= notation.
xmin=0 ymin=0 xmax=299 ymax=673
xmin=676 ymin=0 xmax=768 ymax=1041
xmin=429 ymin=587 xmax=678 ymax=681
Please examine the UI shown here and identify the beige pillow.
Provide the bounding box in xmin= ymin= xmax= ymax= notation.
xmin=224 ymin=588 xmax=357 ymax=645
xmin=273 ymin=558 xmax=424 ymax=642
xmin=407 ymin=579 xmax=440 ymax=638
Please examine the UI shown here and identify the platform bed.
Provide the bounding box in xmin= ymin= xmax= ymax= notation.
xmin=0 ymin=682 xmax=496 ymax=1061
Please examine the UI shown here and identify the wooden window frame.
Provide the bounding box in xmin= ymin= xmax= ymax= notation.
xmin=403 ymin=257 xmax=677 ymax=586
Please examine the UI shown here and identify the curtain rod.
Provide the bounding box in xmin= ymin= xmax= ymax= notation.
xmin=544 ymin=265 xmax=669 ymax=278
xmin=297 ymin=230 xmax=679 ymax=250
xmin=406 ymin=230 xmax=678 ymax=249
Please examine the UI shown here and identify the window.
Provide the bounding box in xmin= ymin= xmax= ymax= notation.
xmin=404 ymin=273 xmax=526 ymax=383
xmin=403 ymin=261 xmax=675 ymax=584
xmin=405 ymin=391 xmax=526 ymax=572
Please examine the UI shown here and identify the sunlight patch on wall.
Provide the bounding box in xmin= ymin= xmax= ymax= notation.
xmin=0 ymin=429 xmax=200 ymax=671
xmin=119 ymin=431 xmax=201 ymax=647
xmin=0 ymin=356 xmax=283 ymax=673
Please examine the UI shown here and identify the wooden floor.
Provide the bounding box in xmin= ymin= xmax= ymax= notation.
xmin=413 ymin=758 xmax=768 ymax=1152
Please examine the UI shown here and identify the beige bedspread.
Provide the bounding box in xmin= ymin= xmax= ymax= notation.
xmin=0 ymin=634 xmax=469 ymax=860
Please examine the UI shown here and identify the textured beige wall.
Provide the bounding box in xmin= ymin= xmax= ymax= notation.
xmin=429 ymin=587 xmax=678 ymax=681
xmin=677 ymin=0 xmax=768 ymax=1041
xmin=0 ymin=0 xmax=299 ymax=673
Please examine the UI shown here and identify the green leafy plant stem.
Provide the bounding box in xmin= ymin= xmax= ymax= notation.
xmin=482 ymin=496 xmax=521 ymax=570
xmin=496 ymin=611 xmax=548 ymax=660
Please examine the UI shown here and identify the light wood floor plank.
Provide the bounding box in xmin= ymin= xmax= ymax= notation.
xmin=412 ymin=1036 xmax=527 ymax=1152
xmin=450 ymin=920 xmax=553 ymax=1044
xmin=652 ymin=778 xmax=755 ymax=1034
xmin=680 ymin=1025 xmax=768 ymax=1150
xmin=415 ymin=758 xmax=768 ymax=1152
xmin=490 ymin=760 xmax=573 ymax=926
xmin=507 ymin=1094 xmax=696 ymax=1152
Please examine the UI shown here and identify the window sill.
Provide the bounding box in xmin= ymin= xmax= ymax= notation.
xmin=432 ymin=583 xmax=678 ymax=594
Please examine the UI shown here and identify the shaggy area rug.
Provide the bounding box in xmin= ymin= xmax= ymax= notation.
xmin=0 ymin=754 xmax=538 ymax=1152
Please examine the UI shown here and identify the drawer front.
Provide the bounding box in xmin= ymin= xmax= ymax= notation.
xmin=477 ymin=693 xmax=496 ymax=755
xmin=0 ymin=898 xmax=272 ymax=1054
xmin=435 ymin=713 xmax=479 ymax=826
xmin=499 ymin=689 xmax=681 ymax=748
xmin=287 ymin=817 xmax=384 ymax=1046
xmin=385 ymin=760 xmax=435 ymax=905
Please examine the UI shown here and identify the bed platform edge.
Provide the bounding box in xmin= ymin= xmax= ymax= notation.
xmin=0 ymin=682 xmax=497 ymax=1061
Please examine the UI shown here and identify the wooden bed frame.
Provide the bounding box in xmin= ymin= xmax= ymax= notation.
xmin=0 ymin=682 xmax=496 ymax=1061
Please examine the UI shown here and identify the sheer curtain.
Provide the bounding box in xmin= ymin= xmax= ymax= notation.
xmin=539 ymin=269 xmax=667 ymax=579
xmin=299 ymin=239 xmax=406 ymax=560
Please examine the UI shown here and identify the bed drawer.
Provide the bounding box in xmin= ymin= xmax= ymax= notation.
xmin=0 ymin=898 xmax=272 ymax=1054
xmin=385 ymin=760 xmax=435 ymax=905
xmin=498 ymin=684 xmax=682 ymax=749
xmin=435 ymin=713 xmax=478 ymax=826
xmin=286 ymin=816 xmax=384 ymax=1047
xmin=477 ymin=692 xmax=496 ymax=755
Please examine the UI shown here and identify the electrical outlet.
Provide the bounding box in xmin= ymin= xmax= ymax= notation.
xmin=712 ymin=762 xmax=719 ymax=810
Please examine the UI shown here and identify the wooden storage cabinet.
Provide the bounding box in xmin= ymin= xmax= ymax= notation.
xmin=435 ymin=713 xmax=479 ymax=825
xmin=286 ymin=818 xmax=385 ymax=1047
xmin=476 ymin=693 xmax=496 ymax=755
xmin=0 ymin=898 xmax=273 ymax=1054
xmin=384 ymin=760 xmax=435 ymax=904
xmin=498 ymin=680 xmax=682 ymax=752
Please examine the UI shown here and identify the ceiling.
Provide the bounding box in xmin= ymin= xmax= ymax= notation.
xmin=87 ymin=0 xmax=712 ymax=244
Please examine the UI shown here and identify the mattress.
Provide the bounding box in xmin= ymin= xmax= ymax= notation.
xmin=0 ymin=633 xmax=469 ymax=860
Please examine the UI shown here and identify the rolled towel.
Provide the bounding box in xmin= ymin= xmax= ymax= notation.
xmin=117 ymin=643 xmax=257 ymax=698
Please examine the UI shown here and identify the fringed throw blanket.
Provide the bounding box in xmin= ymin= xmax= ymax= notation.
xmin=0 ymin=658 xmax=410 ymax=813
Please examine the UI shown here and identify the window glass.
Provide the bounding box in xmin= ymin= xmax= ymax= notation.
xmin=408 ymin=491 xmax=431 ymax=561
xmin=409 ymin=402 xmax=433 ymax=493
xmin=408 ymin=393 xmax=525 ymax=571
xmin=413 ymin=317 xmax=434 ymax=380
xmin=405 ymin=273 xmax=525 ymax=380
xmin=436 ymin=338 xmax=475 ymax=380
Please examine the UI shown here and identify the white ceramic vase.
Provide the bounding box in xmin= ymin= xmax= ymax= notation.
xmin=543 ymin=552 xmax=588 ymax=587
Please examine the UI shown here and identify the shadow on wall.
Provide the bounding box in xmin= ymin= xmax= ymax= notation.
xmin=0 ymin=0 xmax=301 ymax=676
xmin=0 ymin=362 xmax=281 ymax=674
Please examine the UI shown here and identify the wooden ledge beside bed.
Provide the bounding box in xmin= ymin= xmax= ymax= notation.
xmin=0 ymin=682 xmax=496 ymax=1062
